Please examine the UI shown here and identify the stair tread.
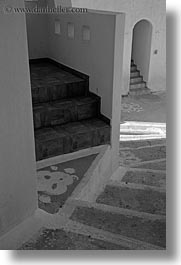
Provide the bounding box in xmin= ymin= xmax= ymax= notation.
xmin=129 ymin=87 xmax=150 ymax=92
xmin=30 ymin=62 xmax=84 ymax=89
xmin=130 ymin=75 xmax=143 ymax=80
xmin=31 ymin=62 xmax=89 ymax=104
xmin=70 ymin=205 xmax=166 ymax=248
xmin=96 ymin=184 xmax=166 ymax=216
xmin=130 ymin=81 xmax=146 ymax=85
xmin=33 ymin=94 xmax=99 ymax=108
xmin=33 ymin=95 xmax=101 ymax=129
xmin=130 ymin=71 xmax=140 ymax=77
xmin=35 ymin=118 xmax=110 ymax=134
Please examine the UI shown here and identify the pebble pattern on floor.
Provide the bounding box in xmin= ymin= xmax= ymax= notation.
xmin=37 ymin=154 xmax=97 ymax=214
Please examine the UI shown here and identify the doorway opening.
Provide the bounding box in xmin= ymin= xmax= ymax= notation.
xmin=130 ymin=19 xmax=153 ymax=95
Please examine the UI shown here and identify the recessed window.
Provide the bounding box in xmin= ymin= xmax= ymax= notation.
xmin=55 ymin=20 xmax=61 ymax=35
xmin=67 ymin=23 xmax=75 ymax=39
xmin=82 ymin=26 xmax=91 ymax=41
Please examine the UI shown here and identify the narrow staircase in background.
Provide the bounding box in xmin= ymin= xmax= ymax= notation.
xmin=30 ymin=60 xmax=110 ymax=161
xmin=129 ymin=59 xmax=151 ymax=96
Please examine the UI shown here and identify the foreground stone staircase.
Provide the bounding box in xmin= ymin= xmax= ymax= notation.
xmin=129 ymin=59 xmax=151 ymax=96
xmin=30 ymin=60 xmax=110 ymax=161
xmin=69 ymin=138 xmax=166 ymax=250
xmin=19 ymin=138 xmax=166 ymax=250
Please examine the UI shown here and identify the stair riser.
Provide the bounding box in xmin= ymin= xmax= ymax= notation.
xmin=32 ymin=81 xmax=87 ymax=104
xmin=131 ymin=65 xmax=137 ymax=72
xmin=130 ymin=71 xmax=140 ymax=78
xmin=33 ymin=99 xmax=100 ymax=129
xmin=129 ymin=89 xmax=150 ymax=96
xmin=35 ymin=137 xmax=70 ymax=161
xmin=97 ymin=185 xmax=166 ymax=215
xmin=35 ymin=126 xmax=110 ymax=161
xmin=130 ymin=82 xmax=146 ymax=90
xmin=71 ymin=206 xmax=166 ymax=248
xmin=130 ymin=77 xmax=143 ymax=84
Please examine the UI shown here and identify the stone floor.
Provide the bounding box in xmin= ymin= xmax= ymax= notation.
xmin=121 ymin=92 xmax=166 ymax=123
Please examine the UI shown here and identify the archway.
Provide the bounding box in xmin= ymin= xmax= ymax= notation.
xmin=131 ymin=19 xmax=153 ymax=83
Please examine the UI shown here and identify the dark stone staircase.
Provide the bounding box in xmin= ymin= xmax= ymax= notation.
xmin=129 ymin=59 xmax=151 ymax=96
xmin=30 ymin=60 xmax=110 ymax=161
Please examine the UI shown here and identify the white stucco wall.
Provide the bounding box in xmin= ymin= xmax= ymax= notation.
xmin=0 ymin=0 xmax=37 ymax=237
xmin=25 ymin=0 xmax=48 ymax=59
xmin=26 ymin=0 xmax=166 ymax=93
xmin=69 ymin=0 xmax=166 ymax=94
xmin=47 ymin=11 xmax=120 ymax=119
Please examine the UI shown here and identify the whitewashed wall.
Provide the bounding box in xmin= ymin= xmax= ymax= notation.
xmin=0 ymin=0 xmax=37 ymax=237
xmin=47 ymin=11 xmax=120 ymax=119
xmin=69 ymin=0 xmax=166 ymax=94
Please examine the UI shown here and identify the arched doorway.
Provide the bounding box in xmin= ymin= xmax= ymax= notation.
xmin=130 ymin=20 xmax=153 ymax=92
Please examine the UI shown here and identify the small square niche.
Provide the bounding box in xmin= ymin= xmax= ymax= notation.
xmin=55 ymin=20 xmax=61 ymax=35
xmin=67 ymin=23 xmax=75 ymax=39
xmin=82 ymin=26 xmax=91 ymax=41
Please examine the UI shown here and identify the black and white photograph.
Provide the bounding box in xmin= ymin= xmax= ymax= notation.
xmin=0 ymin=0 xmax=179 ymax=260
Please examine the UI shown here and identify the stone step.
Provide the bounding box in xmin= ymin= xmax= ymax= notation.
xmin=130 ymin=81 xmax=146 ymax=90
xmin=133 ymin=160 xmax=166 ymax=171
xmin=70 ymin=205 xmax=166 ymax=248
xmin=30 ymin=61 xmax=89 ymax=104
xmin=130 ymin=70 xmax=140 ymax=78
xmin=130 ymin=76 xmax=143 ymax=84
xmin=96 ymin=185 xmax=166 ymax=215
xmin=32 ymin=80 xmax=88 ymax=104
xmin=35 ymin=118 xmax=110 ymax=161
xmin=19 ymin=227 xmax=129 ymax=250
xmin=120 ymin=139 xmax=166 ymax=149
xmin=129 ymin=62 xmax=150 ymax=96
xmin=33 ymin=94 xmax=100 ymax=129
xmin=131 ymin=65 xmax=137 ymax=72
xmin=121 ymin=170 xmax=166 ymax=188
xmin=129 ymin=87 xmax=151 ymax=96
xmin=120 ymin=145 xmax=166 ymax=165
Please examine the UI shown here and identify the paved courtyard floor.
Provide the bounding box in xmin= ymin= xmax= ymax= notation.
xmin=121 ymin=92 xmax=166 ymax=123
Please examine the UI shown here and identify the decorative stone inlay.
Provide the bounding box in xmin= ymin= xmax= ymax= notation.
xmin=50 ymin=166 xmax=58 ymax=171
xmin=121 ymin=103 xmax=143 ymax=113
xmin=37 ymin=154 xmax=98 ymax=214
xmin=37 ymin=168 xmax=78 ymax=196
xmin=64 ymin=168 xmax=76 ymax=174
xmin=39 ymin=194 xmax=51 ymax=204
